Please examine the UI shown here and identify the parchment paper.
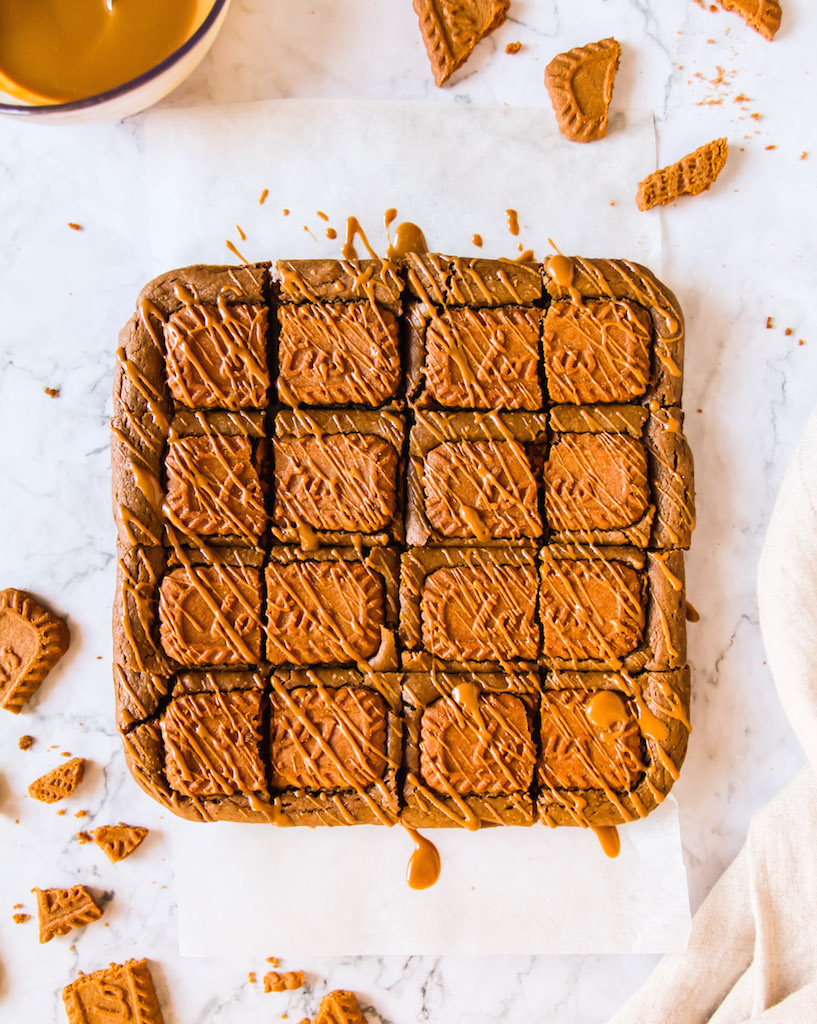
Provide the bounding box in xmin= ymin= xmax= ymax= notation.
xmin=145 ymin=99 xmax=688 ymax=956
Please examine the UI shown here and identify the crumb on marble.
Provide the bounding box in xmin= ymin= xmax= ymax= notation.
xmin=249 ymin=972 xmax=257 ymax=984
xmin=57 ymin=810 xmax=66 ymax=816
xmin=766 ymin=316 xmax=774 ymax=329
xmin=751 ymin=112 xmax=761 ymax=120
xmin=61 ymin=751 xmax=71 ymax=757
xmin=259 ymin=188 xmax=269 ymax=205
xmin=505 ymin=41 xmax=521 ymax=54
xmin=766 ymin=145 xmax=776 ymax=150
xmin=266 ymin=957 xmax=279 ymax=967
xmin=801 ymin=152 xmax=808 ymax=160
xmin=799 ymin=339 xmax=806 ymax=346
xmin=19 ymin=735 xmax=34 ymax=750
xmin=75 ymin=810 xmax=88 ymax=818
xmin=67 ymin=222 xmax=83 ymax=231
xmin=44 ymin=387 xmax=61 ymax=398
xmin=283 ymin=209 xmax=290 ymax=216
xmin=77 ymin=831 xmax=91 ymax=844
xmin=12 ymin=913 xmax=30 ymax=924
xmin=263 ymin=970 xmax=304 ymax=994
xmin=13 ymin=903 xmax=22 ymax=909
xmin=785 ymin=327 xmax=793 ymax=336
xmin=697 ymin=408 xmax=703 ymax=414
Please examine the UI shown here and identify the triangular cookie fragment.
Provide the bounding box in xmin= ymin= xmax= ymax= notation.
xmin=717 ymin=0 xmax=782 ymax=40
xmin=34 ymin=885 xmax=103 ymax=943
xmin=414 ymin=0 xmax=510 ymax=87
xmin=545 ymin=38 xmax=621 ymax=143
xmin=28 ymin=757 xmax=85 ymax=803
xmin=63 ymin=958 xmax=165 ymax=1024
xmin=311 ymin=990 xmax=367 ymax=1024
xmin=91 ymin=823 xmax=149 ymax=863
xmin=637 ymin=138 xmax=729 ymax=210
xmin=0 ymin=588 xmax=69 ymax=714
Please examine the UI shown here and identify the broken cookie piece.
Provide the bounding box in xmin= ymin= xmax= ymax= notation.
xmin=28 ymin=757 xmax=85 ymax=803
xmin=91 ymin=823 xmax=149 ymax=863
xmin=34 ymin=885 xmax=103 ymax=943
xmin=63 ymin=958 xmax=165 ymax=1024
xmin=637 ymin=137 xmax=729 ymax=210
xmin=310 ymin=990 xmax=367 ymax=1024
xmin=545 ymin=37 xmax=621 ymax=143
xmin=0 ymin=588 xmax=69 ymax=714
xmin=413 ymin=0 xmax=510 ymax=87
xmin=716 ymin=0 xmax=782 ymax=40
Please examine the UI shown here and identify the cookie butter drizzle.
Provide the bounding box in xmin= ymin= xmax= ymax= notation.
xmin=404 ymin=826 xmax=441 ymax=888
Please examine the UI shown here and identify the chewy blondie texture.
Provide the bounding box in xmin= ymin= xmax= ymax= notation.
xmin=112 ymin=253 xmax=694 ymax=829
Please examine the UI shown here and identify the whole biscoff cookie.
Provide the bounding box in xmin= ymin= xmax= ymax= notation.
xmin=0 ymin=588 xmax=69 ymax=713
xmin=545 ymin=37 xmax=621 ymax=143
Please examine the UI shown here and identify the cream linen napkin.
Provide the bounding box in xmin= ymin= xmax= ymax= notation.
xmin=609 ymin=406 xmax=817 ymax=1024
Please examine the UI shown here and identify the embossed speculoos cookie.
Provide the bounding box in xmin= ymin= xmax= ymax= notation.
xmin=91 ymin=823 xmax=148 ymax=862
xmin=28 ymin=757 xmax=85 ymax=803
xmin=63 ymin=958 xmax=165 ymax=1024
xmin=413 ymin=0 xmax=510 ymax=87
xmin=112 ymin=252 xmax=694 ymax=835
xmin=545 ymin=37 xmax=622 ymax=143
xmin=310 ymin=990 xmax=367 ymax=1024
xmin=716 ymin=0 xmax=782 ymax=40
xmin=0 ymin=588 xmax=69 ymax=713
xmin=637 ymin=137 xmax=729 ymax=211
xmin=34 ymin=884 xmax=103 ymax=943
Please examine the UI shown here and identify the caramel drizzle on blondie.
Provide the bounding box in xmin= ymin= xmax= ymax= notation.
xmin=539 ymin=553 xmax=645 ymax=667
xmin=419 ymin=561 xmax=539 ymax=662
xmin=425 ymin=306 xmax=542 ymax=409
xmin=545 ymin=432 xmax=650 ymax=532
xmin=277 ymin=301 xmax=400 ymax=407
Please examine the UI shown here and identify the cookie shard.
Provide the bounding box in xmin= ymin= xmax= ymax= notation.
xmin=28 ymin=757 xmax=85 ymax=803
xmin=545 ymin=37 xmax=621 ymax=143
xmin=35 ymin=885 xmax=103 ymax=943
xmin=637 ymin=137 xmax=729 ymax=211
xmin=413 ymin=0 xmax=510 ymax=87
xmin=311 ymin=990 xmax=367 ymax=1024
xmin=717 ymin=0 xmax=782 ymax=40
xmin=0 ymin=588 xmax=69 ymax=714
xmin=91 ymin=823 xmax=149 ymax=863
xmin=63 ymin=958 xmax=165 ymax=1024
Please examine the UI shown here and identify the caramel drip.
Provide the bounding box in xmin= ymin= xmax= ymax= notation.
xmin=655 ymin=605 xmax=680 ymax=662
xmin=424 ymin=439 xmax=542 ymax=540
xmin=506 ymin=209 xmax=520 ymax=236
xmin=342 ymin=216 xmax=378 ymax=261
xmin=652 ymin=551 xmax=683 ymax=591
xmin=649 ymin=444 xmax=696 ymax=545
xmin=273 ymin=433 xmax=396 ymax=535
xmin=424 ymin=306 xmax=541 ymax=410
xmin=277 ymin=301 xmax=399 ymax=407
xmin=546 ymin=253 xmax=583 ymax=304
xmin=269 ymin=676 xmax=398 ymax=825
xmin=636 ymin=670 xmax=691 ymax=732
xmin=545 ymin=432 xmax=650 ymax=533
xmin=259 ymin=188 xmax=269 ymax=205
xmin=472 ymin=233 xmax=483 ymax=247
xmin=586 ymin=690 xmax=629 ymax=731
xmin=236 ymin=225 xmax=247 ymax=241
xmin=592 ymin=825 xmax=621 ymax=858
xmin=384 ymin=207 xmax=398 ymax=232
xmin=116 ymin=345 xmax=169 ymax=437
xmin=387 ymin=221 xmax=429 ymax=261
xmin=540 ymin=553 xmax=644 ymax=668
xmin=420 ymin=562 xmax=539 ymax=663
xmin=317 ymin=211 xmax=329 ymax=221
xmin=225 ymin=240 xmax=249 ymax=265
xmin=685 ymin=601 xmax=700 ymax=623
xmin=117 ymin=505 xmax=161 ymax=547
xmin=513 ymin=249 xmax=535 ymax=263
xmin=404 ymin=826 xmax=441 ymax=889
xmin=113 ymin=663 xmax=169 ymax=721
xmin=448 ymin=256 xmax=527 ymax=306
xmin=162 ymin=690 xmax=266 ymax=797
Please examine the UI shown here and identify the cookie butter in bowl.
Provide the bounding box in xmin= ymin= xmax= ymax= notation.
xmin=0 ymin=0 xmax=230 ymax=124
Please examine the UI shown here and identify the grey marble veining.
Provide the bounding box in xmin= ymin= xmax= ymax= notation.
xmin=1 ymin=1 xmax=816 ymax=1020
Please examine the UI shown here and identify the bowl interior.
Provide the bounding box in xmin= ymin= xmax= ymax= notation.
xmin=0 ymin=0 xmax=225 ymax=114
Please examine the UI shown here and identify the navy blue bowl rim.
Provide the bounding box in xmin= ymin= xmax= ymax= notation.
xmin=0 ymin=0 xmax=229 ymax=116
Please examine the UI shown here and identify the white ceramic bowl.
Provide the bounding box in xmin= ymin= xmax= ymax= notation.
xmin=0 ymin=0 xmax=231 ymax=125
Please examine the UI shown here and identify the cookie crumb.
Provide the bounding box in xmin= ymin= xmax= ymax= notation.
xmin=505 ymin=41 xmax=522 ymax=54
xmin=799 ymin=339 xmax=806 ymax=346
xmin=44 ymin=387 xmax=61 ymax=398
xmin=765 ymin=145 xmax=776 ymax=150
xmin=266 ymin=957 xmax=280 ymax=967
xmin=12 ymin=913 xmax=30 ymax=924
xmin=283 ymin=209 xmax=290 ymax=216
xmin=77 ymin=831 xmax=92 ymax=844
xmin=801 ymin=152 xmax=808 ymax=160
xmin=67 ymin=222 xmax=83 ymax=231
xmin=249 ymin=972 xmax=257 ymax=984
xmin=75 ymin=809 xmax=88 ymax=818
xmin=18 ymin=735 xmax=34 ymax=750
xmin=263 ymin=970 xmax=305 ymax=994
xmin=785 ymin=327 xmax=793 ymax=336
xmin=766 ymin=316 xmax=774 ymax=329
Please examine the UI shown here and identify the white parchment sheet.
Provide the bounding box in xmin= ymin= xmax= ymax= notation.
xmin=145 ymin=99 xmax=688 ymax=956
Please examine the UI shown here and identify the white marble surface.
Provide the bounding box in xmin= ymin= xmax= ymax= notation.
xmin=0 ymin=1 xmax=815 ymax=1021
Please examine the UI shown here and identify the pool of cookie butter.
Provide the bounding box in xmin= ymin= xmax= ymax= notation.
xmin=110 ymin=251 xmax=694 ymax=864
